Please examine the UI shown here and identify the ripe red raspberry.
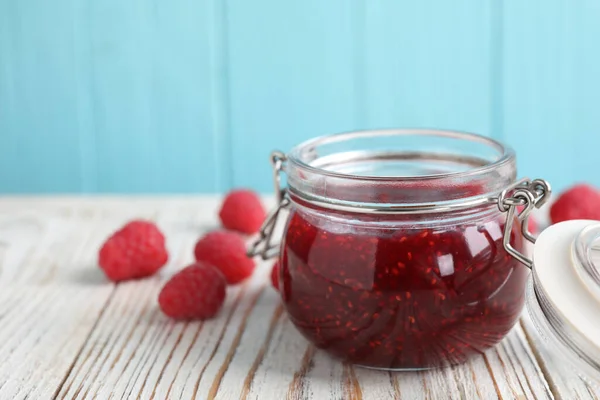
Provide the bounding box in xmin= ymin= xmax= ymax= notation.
xmin=219 ymin=189 xmax=266 ymax=234
xmin=550 ymin=184 xmax=600 ymax=224
xmin=194 ymin=230 xmax=255 ymax=284
xmin=158 ymin=262 xmax=226 ymax=320
xmin=98 ymin=220 xmax=168 ymax=282
xmin=270 ymin=261 xmax=280 ymax=291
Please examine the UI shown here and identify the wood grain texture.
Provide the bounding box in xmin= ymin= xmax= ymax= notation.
xmin=0 ymin=197 xmax=587 ymax=399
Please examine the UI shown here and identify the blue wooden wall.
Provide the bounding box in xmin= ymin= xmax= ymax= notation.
xmin=1 ymin=1 xmax=599 ymax=194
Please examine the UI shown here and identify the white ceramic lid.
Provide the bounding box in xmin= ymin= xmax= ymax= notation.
xmin=533 ymin=220 xmax=600 ymax=357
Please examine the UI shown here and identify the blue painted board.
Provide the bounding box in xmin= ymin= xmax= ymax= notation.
xmin=0 ymin=0 xmax=83 ymax=192
xmin=226 ymin=0 xmax=362 ymax=190
xmin=363 ymin=1 xmax=496 ymax=135
xmin=1 ymin=1 xmax=599 ymax=194
xmin=502 ymin=1 xmax=600 ymax=193
xmin=0 ymin=0 xmax=222 ymax=193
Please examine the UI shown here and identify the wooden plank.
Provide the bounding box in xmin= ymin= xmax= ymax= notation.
xmin=55 ymin=273 xmax=271 ymax=399
xmin=385 ymin=323 xmax=552 ymax=400
xmin=246 ymin=320 xmax=315 ymax=400
xmin=0 ymin=206 xmax=116 ymax=399
xmin=299 ymin=351 xmax=354 ymax=400
xmin=207 ymin=285 xmax=282 ymax=399
xmin=0 ymin=197 xmax=573 ymax=399
xmin=53 ymin=199 xmax=286 ymax=399
xmin=54 ymin=201 xmax=216 ymax=399
xmin=483 ymin=323 xmax=553 ymax=399
xmin=0 ymin=198 xmax=220 ymax=399
xmin=353 ymin=365 xmax=397 ymax=400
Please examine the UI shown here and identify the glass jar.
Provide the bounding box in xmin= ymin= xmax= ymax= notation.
xmin=249 ymin=129 xmax=550 ymax=371
xmin=526 ymin=220 xmax=600 ymax=386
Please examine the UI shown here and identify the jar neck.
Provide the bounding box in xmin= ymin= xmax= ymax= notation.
xmin=286 ymin=129 xmax=517 ymax=213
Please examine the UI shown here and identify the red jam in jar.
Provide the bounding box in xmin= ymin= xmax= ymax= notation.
xmin=271 ymin=129 xmax=533 ymax=370
xmin=281 ymin=208 xmax=526 ymax=369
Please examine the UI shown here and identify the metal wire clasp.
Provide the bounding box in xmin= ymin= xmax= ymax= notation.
xmin=247 ymin=153 xmax=551 ymax=269
xmin=247 ymin=151 xmax=289 ymax=260
xmin=498 ymin=179 xmax=551 ymax=269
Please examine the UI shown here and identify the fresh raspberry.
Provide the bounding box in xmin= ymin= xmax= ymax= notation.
xmin=270 ymin=262 xmax=280 ymax=291
xmin=194 ymin=230 xmax=255 ymax=284
xmin=550 ymin=184 xmax=600 ymax=224
xmin=98 ymin=220 xmax=168 ymax=282
xmin=158 ymin=262 xmax=226 ymax=320
xmin=219 ymin=189 xmax=266 ymax=234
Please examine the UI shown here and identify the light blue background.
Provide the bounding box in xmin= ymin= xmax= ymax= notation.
xmin=1 ymin=1 xmax=598 ymax=194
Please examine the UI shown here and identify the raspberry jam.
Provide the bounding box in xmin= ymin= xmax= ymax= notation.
xmin=280 ymin=207 xmax=527 ymax=369
xmin=255 ymin=129 xmax=543 ymax=370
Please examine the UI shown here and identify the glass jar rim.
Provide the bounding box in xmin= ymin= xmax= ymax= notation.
xmin=288 ymin=128 xmax=515 ymax=182
xmin=284 ymin=128 xmax=518 ymax=214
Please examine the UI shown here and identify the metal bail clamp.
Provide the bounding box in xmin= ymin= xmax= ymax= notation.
xmin=247 ymin=151 xmax=289 ymax=260
xmin=246 ymin=148 xmax=552 ymax=270
xmin=498 ymin=178 xmax=552 ymax=269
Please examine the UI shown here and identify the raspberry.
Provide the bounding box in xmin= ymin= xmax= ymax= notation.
xmin=550 ymin=184 xmax=600 ymax=224
xmin=194 ymin=230 xmax=255 ymax=284
xmin=271 ymin=262 xmax=280 ymax=291
xmin=98 ymin=220 xmax=168 ymax=282
xmin=219 ymin=189 xmax=266 ymax=234
xmin=158 ymin=262 xmax=226 ymax=320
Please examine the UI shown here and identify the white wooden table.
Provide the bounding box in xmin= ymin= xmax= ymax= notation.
xmin=0 ymin=197 xmax=596 ymax=400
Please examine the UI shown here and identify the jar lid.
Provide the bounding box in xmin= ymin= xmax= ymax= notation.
xmin=533 ymin=220 xmax=600 ymax=368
